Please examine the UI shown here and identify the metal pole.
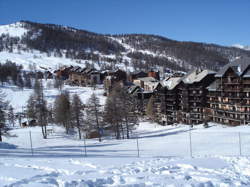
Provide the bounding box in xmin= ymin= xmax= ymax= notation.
xmin=136 ymin=135 xmax=140 ymax=158
xmin=189 ymin=127 xmax=193 ymax=157
xmin=239 ymin=132 xmax=242 ymax=156
xmin=83 ymin=136 xmax=87 ymax=157
xmin=29 ymin=131 xmax=34 ymax=156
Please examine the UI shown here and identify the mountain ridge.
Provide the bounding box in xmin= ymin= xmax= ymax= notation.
xmin=0 ymin=20 xmax=250 ymax=73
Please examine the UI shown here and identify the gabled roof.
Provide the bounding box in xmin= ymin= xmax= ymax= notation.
xmin=161 ymin=77 xmax=182 ymax=90
xmin=182 ymin=68 xmax=215 ymax=84
xmin=215 ymin=56 xmax=250 ymax=77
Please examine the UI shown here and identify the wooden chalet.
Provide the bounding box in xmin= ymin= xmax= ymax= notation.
xmin=69 ymin=67 xmax=101 ymax=86
xmin=54 ymin=66 xmax=73 ymax=80
xmin=207 ymin=56 xmax=250 ymax=126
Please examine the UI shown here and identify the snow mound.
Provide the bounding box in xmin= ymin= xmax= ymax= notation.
xmin=0 ymin=142 xmax=17 ymax=149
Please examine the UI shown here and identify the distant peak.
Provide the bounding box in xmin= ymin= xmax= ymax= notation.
xmin=232 ymin=44 xmax=250 ymax=51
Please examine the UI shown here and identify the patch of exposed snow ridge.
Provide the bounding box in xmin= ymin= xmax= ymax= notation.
xmin=0 ymin=22 xmax=28 ymax=38
xmin=232 ymin=44 xmax=250 ymax=51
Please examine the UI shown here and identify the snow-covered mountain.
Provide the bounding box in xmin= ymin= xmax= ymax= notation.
xmin=1 ymin=21 xmax=250 ymax=72
xmin=232 ymin=44 xmax=250 ymax=51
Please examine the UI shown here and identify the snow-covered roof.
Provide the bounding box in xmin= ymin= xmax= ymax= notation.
xmin=182 ymin=69 xmax=215 ymax=84
xmin=161 ymin=77 xmax=182 ymax=90
xmin=216 ymin=56 xmax=250 ymax=77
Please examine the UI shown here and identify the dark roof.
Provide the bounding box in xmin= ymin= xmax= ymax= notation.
xmin=215 ymin=56 xmax=250 ymax=77
xmin=243 ymin=68 xmax=250 ymax=78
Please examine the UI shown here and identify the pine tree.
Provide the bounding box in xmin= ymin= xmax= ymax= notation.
xmin=103 ymin=94 xmax=122 ymax=139
xmin=71 ymin=94 xmax=84 ymax=139
xmin=0 ymin=89 xmax=7 ymax=142
xmin=85 ymin=93 xmax=102 ymax=142
xmin=54 ymin=92 xmax=71 ymax=134
xmin=17 ymin=74 xmax=24 ymax=89
xmin=54 ymin=78 xmax=63 ymax=90
xmin=26 ymin=94 xmax=36 ymax=120
xmin=8 ymin=106 xmax=15 ymax=127
xmin=104 ymin=84 xmax=138 ymax=139
xmin=23 ymin=72 xmax=32 ymax=88
xmin=26 ymin=79 xmax=48 ymax=139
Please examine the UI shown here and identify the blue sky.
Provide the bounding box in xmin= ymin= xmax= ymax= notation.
xmin=1 ymin=0 xmax=250 ymax=46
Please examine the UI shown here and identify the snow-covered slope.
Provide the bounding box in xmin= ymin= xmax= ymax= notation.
xmin=0 ymin=50 xmax=88 ymax=71
xmin=1 ymin=122 xmax=250 ymax=186
xmin=1 ymin=21 xmax=249 ymax=73
xmin=0 ymin=22 xmax=27 ymax=38
xmin=1 ymin=81 xmax=106 ymax=113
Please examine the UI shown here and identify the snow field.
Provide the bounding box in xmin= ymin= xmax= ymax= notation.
xmin=2 ymin=122 xmax=250 ymax=186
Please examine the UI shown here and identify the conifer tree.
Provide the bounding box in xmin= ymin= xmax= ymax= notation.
xmin=54 ymin=91 xmax=71 ymax=134
xmin=85 ymin=93 xmax=102 ymax=142
xmin=26 ymin=79 xmax=48 ymax=138
xmin=0 ymin=90 xmax=7 ymax=142
xmin=71 ymin=94 xmax=84 ymax=139
xmin=8 ymin=106 xmax=15 ymax=127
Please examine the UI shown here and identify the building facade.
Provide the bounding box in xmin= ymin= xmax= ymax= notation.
xmin=207 ymin=57 xmax=250 ymax=126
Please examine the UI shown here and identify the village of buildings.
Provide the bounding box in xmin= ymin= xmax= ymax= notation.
xmin=54 ymin=56 xmax=250 ymax=127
